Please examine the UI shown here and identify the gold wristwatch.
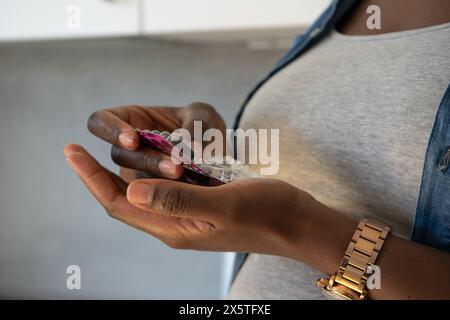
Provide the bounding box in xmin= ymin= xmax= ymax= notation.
xmin=317 ymin=218 xmax=390 ymax=300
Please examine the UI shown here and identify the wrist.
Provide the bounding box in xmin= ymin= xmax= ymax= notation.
xmin=279 ymin=191 xmax=358 ymax=275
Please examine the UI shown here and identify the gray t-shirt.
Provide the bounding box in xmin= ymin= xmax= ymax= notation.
xmin=228 ymin=23 xmax=450 ymax=299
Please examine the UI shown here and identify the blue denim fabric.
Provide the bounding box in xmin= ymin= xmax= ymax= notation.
xmin=231 ymin=0 xmax=450 ymax=281
xmin=412 ymin=85 xmax=450 ymax=252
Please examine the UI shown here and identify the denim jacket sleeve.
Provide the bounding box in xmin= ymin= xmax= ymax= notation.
xmin=412 ymin=84 xmax=450 ymax=252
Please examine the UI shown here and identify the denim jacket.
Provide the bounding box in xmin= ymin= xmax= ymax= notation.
xmin=232 ymin=0 xmax=450 ymax=278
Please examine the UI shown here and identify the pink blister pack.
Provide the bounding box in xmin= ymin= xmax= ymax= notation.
xmin=135 ymin=129 xmax=223 ymax=185
xmin=135 ymin=130 xmax=174 ymax=155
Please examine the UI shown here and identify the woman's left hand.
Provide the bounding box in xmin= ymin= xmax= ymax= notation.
xmin=64 ymin=144 xmax=450 ymax=300
xmin=64 ymin=144 xmax=313 ymax=255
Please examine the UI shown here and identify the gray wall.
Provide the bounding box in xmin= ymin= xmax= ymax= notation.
xmin=0 ymin=37 xmax=282 ymax=299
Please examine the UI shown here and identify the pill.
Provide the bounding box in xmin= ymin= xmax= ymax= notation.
xmin=160 ymin=131 xmax=170 ymax=138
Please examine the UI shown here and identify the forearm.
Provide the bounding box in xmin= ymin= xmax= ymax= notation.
xmin=277 ymin=196 xmax=450 ymax=299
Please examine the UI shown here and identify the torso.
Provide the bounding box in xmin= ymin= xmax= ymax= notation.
xmin=228 ymin=20 xmax=450 ymax=299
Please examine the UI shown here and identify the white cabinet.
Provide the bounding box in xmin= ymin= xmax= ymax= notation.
xmin=0 ymin=0 xmax=139 ymax=41
xmin=142 ymin=0 xmax=331 ymax=42
xmin=0 ymin=0 xmax=331 ymax=43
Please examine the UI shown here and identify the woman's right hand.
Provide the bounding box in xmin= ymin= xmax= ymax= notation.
xmin=87 ymin=102 xmax=227 ymax=182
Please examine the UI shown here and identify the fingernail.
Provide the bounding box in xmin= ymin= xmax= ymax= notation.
xmin=158 ymin=159 xmax=179 ymax=179
xmin=127 ymin=183 xmax=154 ymax=205
xmin=119 ymin=131 xmax=135 ymax=148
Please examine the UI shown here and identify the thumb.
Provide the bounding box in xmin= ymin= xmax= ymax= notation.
xmin=126 ymin=179 xmax=227 ymax=219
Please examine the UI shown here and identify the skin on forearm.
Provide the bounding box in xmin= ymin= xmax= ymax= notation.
xmin=275 ymin=196 xmax=450 ymax=299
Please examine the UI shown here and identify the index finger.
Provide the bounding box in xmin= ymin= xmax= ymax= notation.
xmin=64 ymin=144 xmax=175 ymax=237
xmin=87 ymin=108 xmax=140 ymax=150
